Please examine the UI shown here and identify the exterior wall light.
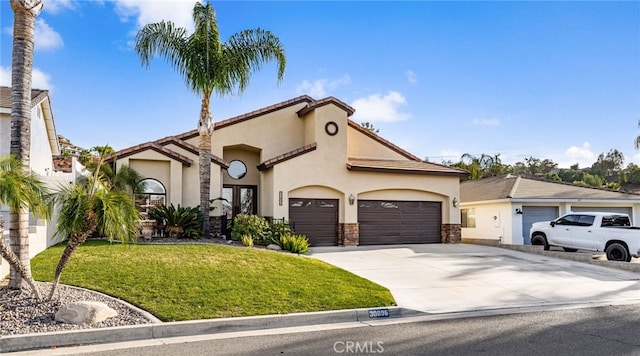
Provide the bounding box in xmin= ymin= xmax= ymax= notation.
xmin=515 ymin=208 xmax=523 ymax=214
xmin=348 ymin=194 xmax=355 ymax=205
xmin=452 ymin=197 xmax=458 ymax=207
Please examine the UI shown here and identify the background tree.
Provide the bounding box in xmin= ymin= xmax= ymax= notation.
xmin=360 ymin=122 xmax=379 ymax=134
xmin=135 ymin=2 xmax=286 ymax=237
xmin=8 ymin=0 xmax=43 ymax=290
xmin=452 ymin=153 xmax=503 ymax=181
xmin=590 ymin=149 xmax=624 ymax=179
xmin=0 ymin=155 xmax=51 ymax=299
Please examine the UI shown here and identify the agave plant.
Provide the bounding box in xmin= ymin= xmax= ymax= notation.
xmin=148 ymin=204 xmax=203 ymax=239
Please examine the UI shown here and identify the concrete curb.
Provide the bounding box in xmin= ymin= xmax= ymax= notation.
xmin=496 ymin=244 xmax=640 ymax=273
xmin=0 ymin=307 xmax=421 ymax=353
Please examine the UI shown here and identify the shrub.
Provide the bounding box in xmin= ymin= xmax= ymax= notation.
xmin=148 ymin=204 xmax=203 ymax=239
xmin=273 ymin=234 xmax=310 ymax=254
xmin=267 ymin=220 xmax=293 ymax=241
xmin=241 ymin=234 xmax=254 ymax=247
xmin=229 ymin=214 xmax=269 ymax=242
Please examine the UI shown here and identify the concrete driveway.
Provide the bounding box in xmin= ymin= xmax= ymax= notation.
xmin=310 ymin=244 xmax=640 ymax=313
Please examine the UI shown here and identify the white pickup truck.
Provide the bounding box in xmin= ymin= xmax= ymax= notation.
xmin=530 ymin=212 xmax=640 ymax=262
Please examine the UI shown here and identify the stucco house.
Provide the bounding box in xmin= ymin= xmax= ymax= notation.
xmin=460 ymin=174 xmax=640 ymax=245
xmin=0 ymin=86 xmax=61 ymax=278
xmin=108 ymin=95 xmax=468 ymax=246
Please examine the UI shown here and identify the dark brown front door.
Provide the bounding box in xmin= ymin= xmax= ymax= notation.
xmin=358 ymin=200 xmax=441 ymax=245
xmin=222 ymin=185 xmax=257 ymax=237
xmin=289 ymin=198 xmax=339 ymax=247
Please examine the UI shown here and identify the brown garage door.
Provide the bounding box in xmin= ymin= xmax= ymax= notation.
xmin=358 ymin=200 xmax=441 ymax=245
xmin=289 ymin=198 xmax=338 ymax=246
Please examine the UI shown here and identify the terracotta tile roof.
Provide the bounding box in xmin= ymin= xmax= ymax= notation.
xmin=257 ymin=143 xmax=317 ymax=171
xmin=52 ymin=155 xmax=72 ymax=173
xmin=347 ymin=120 xmax=422 ymax=161
xmin=155 ymin=136 xmax=229 ymax=168
xmin=347 ymin=158 xmax=469 ymax=177
xmin=461 ymin=174 xmax=640 ymax=202
xmin=0 ymin=86 xmax=48 ymax=109
xmin=105 ymin=142 xmax=194 ymax=167
xmin=296 ymin=96 xmax=355 ymax=117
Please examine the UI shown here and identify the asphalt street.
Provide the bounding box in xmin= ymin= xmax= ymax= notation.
xmin=32 ymin=303 xmax=640 ymax=356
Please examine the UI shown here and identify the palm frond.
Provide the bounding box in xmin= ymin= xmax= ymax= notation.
xmin=0 ymin=155 xmax=52 ymax=219
xmin=221 ymin=28 xmax=286 ymax=95
xmin=135 ymin=21 xmax=189 ymax=80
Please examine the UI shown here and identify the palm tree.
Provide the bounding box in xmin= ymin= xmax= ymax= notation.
xmin=0 ymin=155 xmax=51 ymax=299
xmin=48 ymin=154 xmax=140 ymax=300
xmin=8 ymin=0 xmax=43 ymax=290
xmin=135 ymin=2 xmax=286 ymax=237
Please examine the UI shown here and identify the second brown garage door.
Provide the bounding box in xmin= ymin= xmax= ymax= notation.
xmin=358 ymin=200 xmax=441 ymax=245
xmin=289 ymin=198 xmax=339 ymax=246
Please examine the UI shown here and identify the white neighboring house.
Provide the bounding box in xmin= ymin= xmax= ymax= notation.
xmin=460 ymin=174 xmax=640 ymax=246
xmin=0 ymin=86 xmax=74 ymax=278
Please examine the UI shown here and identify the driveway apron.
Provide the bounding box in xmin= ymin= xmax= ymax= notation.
xmin=310 ymin=244 xmax=640 ymax=313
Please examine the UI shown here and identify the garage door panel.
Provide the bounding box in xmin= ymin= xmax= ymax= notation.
xmin=522 ymin=206 xmax=559 ymax=245
xmin=289 ymin=198 xmax=338 ymax=247
xmin=359 ymin=200 xmax=441 ymax=245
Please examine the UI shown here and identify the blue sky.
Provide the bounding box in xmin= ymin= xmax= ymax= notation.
xmin=1 ymin=0 xmax=639 ymax=168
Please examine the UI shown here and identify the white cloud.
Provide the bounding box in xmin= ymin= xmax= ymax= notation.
xmin=405 ymin=70 xmax=417 ymax=83
xmin=114 ymin=0 xmax=201 ymax=32
xmin=296 ymin=75 xmax=351 ymax=98
xmin=472 ymin=118 xmax=501 ymax=126
xmin=351 ymin=91 xmax=412 ymax=122
xmin=563 ymin=142 xmax=595 ymax=167
xmin=2 ymin=19 xmax=63 ymax=52
xmin=0 ymin=66 xmax=53 ymax=90
xmin=43 ymin=0 xmax=78 ymax=14
xmin=35 ymin=19 xmax=63 ymax=51
xmin=32 ymin=68 xmax=53 ymax=90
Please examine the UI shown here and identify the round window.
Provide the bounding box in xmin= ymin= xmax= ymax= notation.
xmin=228 ymin=160 xmax=247 ymax=180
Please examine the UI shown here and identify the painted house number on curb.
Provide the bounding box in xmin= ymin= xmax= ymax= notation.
xmin=368 ymin=308 xmax=390 ymax=318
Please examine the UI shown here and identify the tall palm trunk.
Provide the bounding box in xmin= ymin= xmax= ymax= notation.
xmin=198 ymin=96 xmax=214 ymax=238
xmin=48 ymin=210 xmax=97 ymax=300
xmin=0 ymin=220 xmax=40 ymax=300
xmin=9 ymin=0 xmax=42 ymax=290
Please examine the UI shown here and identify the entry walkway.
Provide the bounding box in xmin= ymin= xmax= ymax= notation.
xmin=310 ymin=244 xmax=640 ymax=313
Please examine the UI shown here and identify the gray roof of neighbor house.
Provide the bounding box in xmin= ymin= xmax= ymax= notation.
xmin=461 ymin=174 xmax=640 ymax=202
xmin=0 ymin=86 xmax=49 ymax=109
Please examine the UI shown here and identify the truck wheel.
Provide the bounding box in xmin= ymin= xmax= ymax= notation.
xmin=531 ymin=234 xmax=549 ymax=251
xmin=605 ymin=243 xmax=631 ymax=262
xmin=562 ymin=247 xmax=578 ymax=252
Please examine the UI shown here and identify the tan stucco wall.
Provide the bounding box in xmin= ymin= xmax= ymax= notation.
xmin=202 ymin=102 xmax=309 ymax=163
xmin=223 ymin=147 xmax=260 ymax=186
xmin=347 ymin=125 xmax=408 ymax=160
xmin=113 ymin=99 xmax=462 ymax=229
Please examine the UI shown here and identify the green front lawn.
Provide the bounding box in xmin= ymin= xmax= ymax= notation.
xmin=31 ymin=240 xmax=395 ymax=321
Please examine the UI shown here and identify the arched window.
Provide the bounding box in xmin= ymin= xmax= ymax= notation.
xmin=135 ymin=178 xmax=166 ymax=207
